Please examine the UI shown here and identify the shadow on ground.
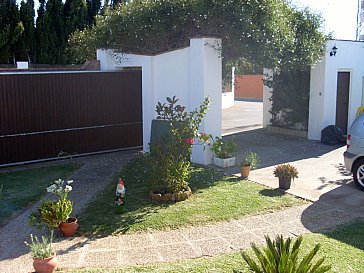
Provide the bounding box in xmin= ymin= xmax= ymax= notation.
xmin=222 ymin=128 xmax=343 ymax=170
xmin=300 ymin=183 xmax=364 ymax=250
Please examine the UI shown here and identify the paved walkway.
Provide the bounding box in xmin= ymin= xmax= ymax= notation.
xmin=0 ymin=203 xmax=360 ymax=272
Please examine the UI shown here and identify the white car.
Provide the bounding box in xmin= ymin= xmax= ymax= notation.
xmin=344 ymin=113 xmax=364 ymax=191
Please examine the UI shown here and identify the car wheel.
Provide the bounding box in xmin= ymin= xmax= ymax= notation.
xmin=353 ymin=159 xmax=364 ymax=191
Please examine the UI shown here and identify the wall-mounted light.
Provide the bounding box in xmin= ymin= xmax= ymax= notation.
xmin=330 ymin=46 xmax=338 ymax=56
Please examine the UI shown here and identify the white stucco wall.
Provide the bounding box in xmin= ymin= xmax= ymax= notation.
xmin=222 ymin=67 xmax=235 ymax=109
xmin=262 ymin=68 xmax=273 ymax=127
xmin=97 ymin=38 xmax=222 ymax=165
xmin=308 ymin=40 xmax=364 ymax=140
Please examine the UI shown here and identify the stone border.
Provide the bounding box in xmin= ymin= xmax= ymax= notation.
xmin=266 ymin=125 xmax=308 ymax=139
xmin=149 ymin=187 xmax=192 ymax=203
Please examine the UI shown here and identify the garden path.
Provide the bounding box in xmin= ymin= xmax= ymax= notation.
xmin=0 ymin=202 xmax=360 ymax=272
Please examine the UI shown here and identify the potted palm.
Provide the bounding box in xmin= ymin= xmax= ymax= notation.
xmin=211 ymin=137 xmax=237 ymax=168
xmin=240 ymin=151 xmax=260 ymax=178
xmin=25 ymin=231 xmax=57 ymax=273
xmin=273 ymin=164 xmax=298 ymax=190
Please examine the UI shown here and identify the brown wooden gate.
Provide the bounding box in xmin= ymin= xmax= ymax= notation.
xmin=0 ymin=70 xmax=142 ymax=165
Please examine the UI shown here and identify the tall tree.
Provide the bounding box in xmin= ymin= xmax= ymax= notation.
xmin=16 ymin=0 xmax=35 ymax=62
xmin=43 ymin=0 xmax=66 ymax=63
xmin=64 ymin=0 xmax=87 ymax=37
xmin=35 ymin=0 xmax=46 ymax=63
xmin=86 ymin=0 xmax=102 ymax=26
xmin=0 ymin=0 xmax=24 ymax=63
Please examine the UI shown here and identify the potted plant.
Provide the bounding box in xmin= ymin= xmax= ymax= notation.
xmin=29 ymin=179 xmax=78 ymax=237
xmin=25 ymin=230 xmax=57 ymax=273
xmin=211 ymin=137 xmax=237 ymax=168
xmin=273 ymin=164 xmax=298 ymax=190
xmin=240 ymin=151 xmax=260 ymax=178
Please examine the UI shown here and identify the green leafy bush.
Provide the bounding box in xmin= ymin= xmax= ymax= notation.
xmin=211 ymin=137 xmax=236 ymax=159
xmin=146 ymin=96 xmax=210 ymax=195
xmin=242 ymin=235 xmax=331 ymax=273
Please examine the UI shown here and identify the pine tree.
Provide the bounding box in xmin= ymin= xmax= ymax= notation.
xmin=64 ymin=0 xmax=87 ymax=37
xmin=16 ymin=0 xmax=35 ymax=62
xmin=86 ymin=0 xmax=101 ymax=26
xmin=34 ymin=0 xmax=47 ymax=63
xmin=0 ymin=0 xmax=24 ymax=63
xmin=43 ymin=0 xmax=65 ymax=63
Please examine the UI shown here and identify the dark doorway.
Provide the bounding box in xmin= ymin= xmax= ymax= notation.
xmin=335 ymin=72 xmax=350 ymax=135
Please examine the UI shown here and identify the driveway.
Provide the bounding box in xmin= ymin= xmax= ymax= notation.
xmin=222 ymin=101 xmax=364 ymax=217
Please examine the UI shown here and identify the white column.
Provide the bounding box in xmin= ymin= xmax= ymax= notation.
xmin=263 ymin=68 xmax=273 ymax=127
xmin=189 ymin=38 xmax=222 ymax=165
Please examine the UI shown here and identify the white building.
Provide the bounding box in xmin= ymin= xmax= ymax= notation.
xmin=308 ymin=39 xmax=364 ymax=140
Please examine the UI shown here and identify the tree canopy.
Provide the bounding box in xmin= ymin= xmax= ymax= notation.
xmin=69 ymin=0 xmax=327 ymax=71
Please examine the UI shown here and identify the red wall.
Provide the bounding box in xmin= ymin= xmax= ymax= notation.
xmin=234 ymin=75 xmax=263 ymax=100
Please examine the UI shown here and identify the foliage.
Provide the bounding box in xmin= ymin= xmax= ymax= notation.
xmin=241 ymin=235 xmax=331 ymax=273
xmin=273 ymin=164 xmax=299 ymax=179
xmin=15 ymin=0 xmax=35 ymax=61
xmin=269 ymin=69 xmax=311 ymax=129
xmin=211 ymin=137 xmax=236 ymax=159
xmin=29 ymin=178 xmax=74 ymax=229
xmin=25 ymin=230 xmax=54 ymax=260
xmin=146 ymin=96 xmax=211 ymax=194
xmin=145 ymin=151 xmax=190 ymax=195
xmin=241 ymin=151 xmax=260 ymax=169
xmin=64 ymin=0 xmax=87 ymax=39
xmin=68 ymin=0 xmax=326 ymax=73
xmin=0 ymin=184 xmax=3 ymax=201
xmin=0 ymin=0 xmax=24 ymax=63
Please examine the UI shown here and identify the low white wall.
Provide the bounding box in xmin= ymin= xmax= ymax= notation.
xmin=222 ymin=67 xmax=235 ymax=109
xmin=262 ymin=68 xmax=273 ymax=127
xmin=97 ymin=38 xmax=222 ymax=165
xmin=308 ymin=40 xmax=364 ymax=140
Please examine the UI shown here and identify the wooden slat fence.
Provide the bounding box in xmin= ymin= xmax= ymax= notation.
xmin=0 ymin=70 xmax=142 ymax=165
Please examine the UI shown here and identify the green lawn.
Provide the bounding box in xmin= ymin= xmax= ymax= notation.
xmin=0 ymin=163 xmax=80 ymax=225
xmin=60 ymin=219 xmax=364 ymax=273
xmin=78 ymin=156 xmax=306 ymax=235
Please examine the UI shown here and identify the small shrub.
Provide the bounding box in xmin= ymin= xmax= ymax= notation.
xmin=273 ymin=164 xmax=298 ymax=179
xmin=241 ymin=235 xmax=331 ymax=273
xmin=25 ymin=230 xmax=54 ymax=260
xmin=211 ymin=137 xmax=236 ymax=159
xmin=29 ymin=179 xmax=74 ymax=229
xmin=147 ymin=96 xmax=211 ymax=195
xmin=241 ymin=151 xmax=260 ymax=169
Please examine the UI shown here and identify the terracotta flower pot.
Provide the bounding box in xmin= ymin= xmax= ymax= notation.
xmin=60 ymin=217 xmax=78 ymax=237
xmin=240 ymin=165 xmax=251 ymax=178
xmin=33 ymin=254 xmax=57 ymax=273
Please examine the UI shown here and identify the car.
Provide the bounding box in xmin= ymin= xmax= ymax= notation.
xmin=344 ymin=113 xmax=364 ymax=191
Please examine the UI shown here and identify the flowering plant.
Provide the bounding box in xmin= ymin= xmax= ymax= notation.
xmin=47 ymin=179 xmax=73 ymax=199
xmin=29 ymin=179 xmax=74 ymax=229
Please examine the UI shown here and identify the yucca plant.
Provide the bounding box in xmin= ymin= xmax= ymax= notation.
xmin=241 ymin=235 xmax=331 ymax=273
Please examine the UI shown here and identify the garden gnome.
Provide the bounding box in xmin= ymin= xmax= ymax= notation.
xmin=115 ymin=178 xmax=126 ymax=213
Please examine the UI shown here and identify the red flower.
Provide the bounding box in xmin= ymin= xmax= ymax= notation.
xmin=185 ymin=138 xmax=194 ymax=144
